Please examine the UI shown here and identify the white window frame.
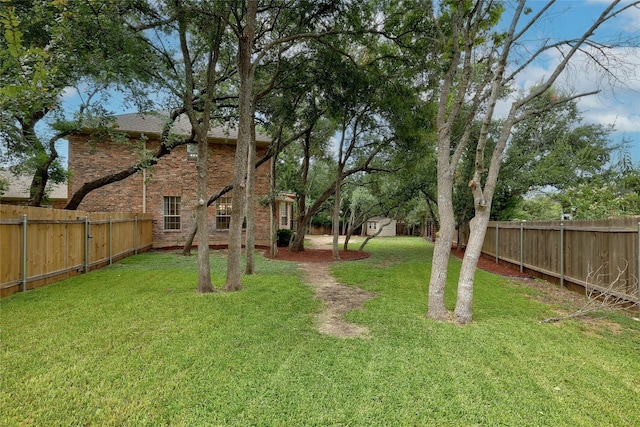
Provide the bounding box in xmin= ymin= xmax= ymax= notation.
xmin=216 ymin=196 xmax=232 ymax=230
xmin=163 ymin=196 xmax=181 ymax=230
xmin=280 ymin=203 xmax=288 ymax=227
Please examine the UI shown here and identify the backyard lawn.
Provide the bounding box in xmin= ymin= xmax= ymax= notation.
xmin=1 ymin=237 xmax=638 ymax=426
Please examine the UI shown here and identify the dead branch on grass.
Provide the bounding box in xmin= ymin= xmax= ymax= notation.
xmin=541 ymin=259 xmax=638 ymax=323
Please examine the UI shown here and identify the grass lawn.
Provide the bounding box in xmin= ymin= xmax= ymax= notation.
xmin=1 ymin=237 xmax=639 ymax=426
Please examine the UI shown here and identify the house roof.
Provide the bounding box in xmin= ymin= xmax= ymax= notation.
xmin=275 ymin=192 xmax=296 ymax=203
xmin=368 ymin=216 xmax=396 ymax=222
xmin=0 ymin=170 xmax=67 ymax=201
xmin=110 ymin=112 xmax=271 ymax=146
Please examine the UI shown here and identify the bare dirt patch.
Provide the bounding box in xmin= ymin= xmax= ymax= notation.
xmin=299 ymin=262 xmax=376 ymax=338
xmin=265 ymin=236 xmax=374 ymax=337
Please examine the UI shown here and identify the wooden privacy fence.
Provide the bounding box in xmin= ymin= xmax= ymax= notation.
xmin=0 ymin=205 xmax=153 ymax=297
xmin=455 ymin=217 xmax=640 ymax=305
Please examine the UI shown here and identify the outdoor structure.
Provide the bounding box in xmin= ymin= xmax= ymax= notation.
xmin=67 ymin=112 xmax=272 ymax=248
xmin=365 ymin=217 xmax=397 ymax=237
xmin=275 ymin=192 xmax=296 ymax=230
xmin=0 ymin=170 xmax=67 ymax=208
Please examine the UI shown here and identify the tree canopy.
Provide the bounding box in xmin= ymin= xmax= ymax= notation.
xmin=2 ymin=0 xmax=639 ymax=300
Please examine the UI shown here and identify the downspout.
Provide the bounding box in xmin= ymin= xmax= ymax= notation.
xmin=142 ymin=139 xmax=147 ymax=213
xmin=142 ymin=169 xmax=146 ymax=213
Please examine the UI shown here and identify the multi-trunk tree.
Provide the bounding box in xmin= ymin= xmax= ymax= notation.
xmin=426 ymin=0 xmax=640 ymax=324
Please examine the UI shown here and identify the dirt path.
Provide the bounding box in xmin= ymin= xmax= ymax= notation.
xmin=299 ymin=262 xmax=376 ymax=338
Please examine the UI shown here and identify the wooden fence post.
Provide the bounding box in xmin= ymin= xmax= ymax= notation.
xmin=109 ymin=217 xmax=113 ymax=265
xmin=560 ymin=222 xmax=565 ymax=288
xmin=22 ymin=214 xmax=27 ymax=292
xmin=134 ymin=216 xmax=138 ymax=255
xmin=495 ymin=223 xmax=499 ymax=264
xmin=520 ymin=221 xmax=525 ymax=273
xmin=84 ymin=216 xmax=90 ymax=273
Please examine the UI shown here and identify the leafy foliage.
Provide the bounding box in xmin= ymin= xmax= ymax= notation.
xmin=0 ymin=0 xmax=159 ymax=205
xmin=492 ymin=89 xmax=617 ymax=220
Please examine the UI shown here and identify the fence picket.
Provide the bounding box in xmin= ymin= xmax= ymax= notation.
xmin=0 ymin=206 xmax=153 ymax=297
xmin=454 ymin=217 xmax=640 ymax=304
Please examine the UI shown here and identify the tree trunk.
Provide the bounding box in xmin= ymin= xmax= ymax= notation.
xmin=196 ymin=136 xmax=214 ymax=293
xmin=453 ymin=210 xmax=490 ymax=323
xmin=332 ymin=174 xmax=342 ymax=260
xmin=244 ymin=125 xmax=257 ymax=275
xmin=225 ymin=0 xmax=257 ymax=291
xmin=290 ymin=131 xmax=311 ymax=252
xmin=358 ymin=217 xmax=393 ymax=252
xmin=28 ymin=165 xmax=50 ymax=207
xmin=290 ymin=207 xmax=309 ymax=252
xmin=343 ymin=209 xmax=355 ymax=251
xmin=269 ymin=137 xmax=279 ymax=258
xmin=427 ymin=172 xmax=455 ymax=321
xmin=175 ymin=1 xmax=216 ymax=294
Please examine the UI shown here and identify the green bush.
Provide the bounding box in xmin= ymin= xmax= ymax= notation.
xmin=276 ymin=229 xmax=295 ymax=247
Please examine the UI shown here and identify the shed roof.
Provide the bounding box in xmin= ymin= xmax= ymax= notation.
xmin=368 ymin=216 xmax=396 ymax=222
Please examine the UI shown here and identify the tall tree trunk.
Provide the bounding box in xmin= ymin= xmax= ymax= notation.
xmin=176 ymin=2 xmax=217 ymax=294
xmin=290 ymin=199 xmax=308 ymax=252
xmin=225 ymin=0 xmax=257 ymax=291
xmin=269 ymin=137 xmax=279 ymax=258
xmin=290 ymin=131 xmax=311 ymax=252
xmin=244 ymin=124 xmax=257 ymax=275
xmin=427 ymin=170 xmax=455 ymax=321
xmin=28 ymin=164 xmax=51 ymax=207
xmin=454 ymin=208 xmax=490 ymax=323
xmin=332 ymin=174 xmax=342 ymax=259
xmin=196 ymin=137 xmax=214 ymax=293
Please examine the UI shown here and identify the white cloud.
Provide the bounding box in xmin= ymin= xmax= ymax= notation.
xmin=499 ymin=44 xmax=640 ymax=134
xmin=58 ymin=86 xmax=79 ymax=102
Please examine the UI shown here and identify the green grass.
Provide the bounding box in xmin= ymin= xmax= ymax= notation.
xmin=1 ymin=237 xmax=639 ymax=426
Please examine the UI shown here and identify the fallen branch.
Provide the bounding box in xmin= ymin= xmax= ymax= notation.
xmin=541 ymin=259 xmax=638 ymax=323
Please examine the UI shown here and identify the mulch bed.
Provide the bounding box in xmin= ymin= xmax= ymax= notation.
xmin=450 ymin=246 xmax=531 ymax=278
xmin=265 ymin=243 xmax=531 ymax=272
xmin=264 ymin=247 xmax=370 ymax=262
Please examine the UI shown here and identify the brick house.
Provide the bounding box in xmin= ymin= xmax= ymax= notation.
xmin=67 ymin=112 xmax=272 ymax=248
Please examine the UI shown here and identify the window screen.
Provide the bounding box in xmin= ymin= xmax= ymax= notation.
xmin=163 ymin=196 xmax=181 ymax=230
xmin=216 ymin=196 xmax=232 ymax=230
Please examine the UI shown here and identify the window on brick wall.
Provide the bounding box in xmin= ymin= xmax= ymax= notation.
xmin=186 ymin=143 xmax=198 ymax=161
xmin=163 ymin=196 xmax=181 ymax=230
xmin=280 ymin=203 xmax=288 ymax=227
xmin=215 ymin=196 xmax=247 ymax=230
xmin=216 ymin=196 xmax=232 ymax=230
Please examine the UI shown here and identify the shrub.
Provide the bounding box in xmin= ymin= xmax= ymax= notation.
xmin=276 ymin=229 xmax=294 ymax=247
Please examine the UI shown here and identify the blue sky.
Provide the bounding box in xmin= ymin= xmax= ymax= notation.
xmin=50 ymin=0 xmax=640 ymax=166
xmin=494 ymin=0 xmax=640 ymax=164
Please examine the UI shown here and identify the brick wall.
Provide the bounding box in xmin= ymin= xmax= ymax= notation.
xmin=67 ymin=136 xmax=272 ymax=248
